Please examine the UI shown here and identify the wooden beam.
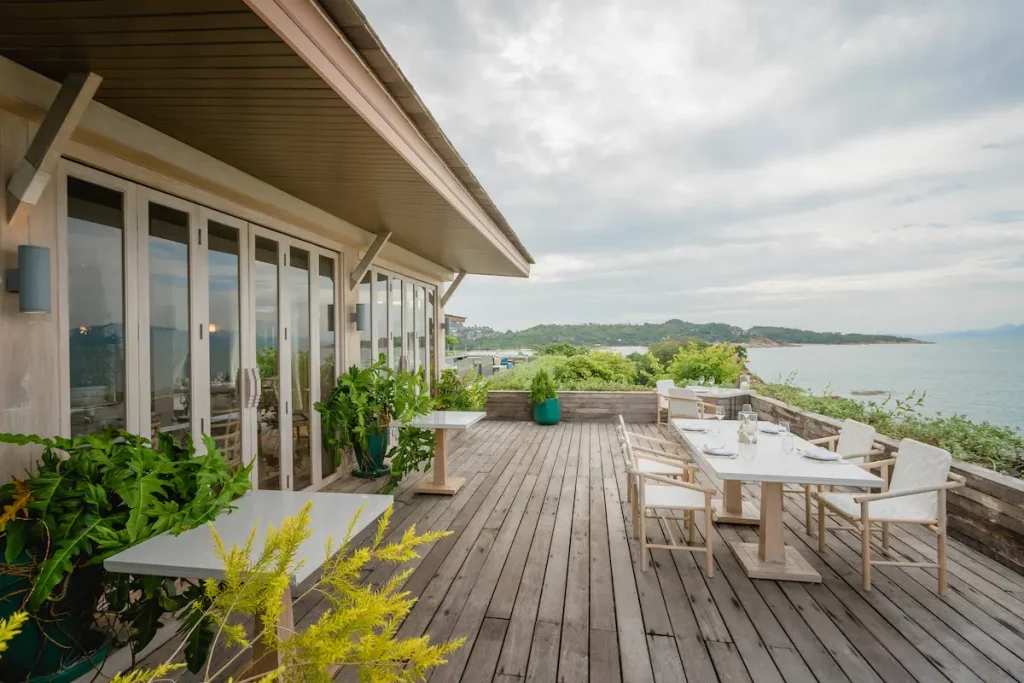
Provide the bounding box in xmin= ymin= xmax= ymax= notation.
xmin=348 ymin=231 xmax=390 ymax=289
xmin=440 ymin=270 xmax=467 ymax=307
xmin=6 ymin=72 xmax=101 ymax=224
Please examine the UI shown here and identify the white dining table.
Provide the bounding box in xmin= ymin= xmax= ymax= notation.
xmin=396 ymin=411 xmax=487 ymax=495
xmin=671 ymin=419 xmax=884 ymax=582
xmin=105 ymin=490 xmax=392 ymax=674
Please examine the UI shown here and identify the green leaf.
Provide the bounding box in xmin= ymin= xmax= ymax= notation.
xmin=28 ymin=512 xmax=105 ymax=609
xmin=4 ymin=520 xmax=27 ymax=563
xmin=183 ymin=611 xmax=215 ymax=674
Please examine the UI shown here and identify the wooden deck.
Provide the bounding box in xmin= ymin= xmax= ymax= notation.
xmin=164 ymin=421 xmax=1024 ymax=682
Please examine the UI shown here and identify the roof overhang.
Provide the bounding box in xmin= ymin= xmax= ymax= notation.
xmin=0 ymin=0 xmax=531 ymax=278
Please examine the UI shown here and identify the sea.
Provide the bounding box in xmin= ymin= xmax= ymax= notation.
xmin=601 ymin=339 xmax=1024 ymax=433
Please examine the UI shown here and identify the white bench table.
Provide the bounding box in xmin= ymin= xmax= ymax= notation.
xmin=399 ymin=411 xmax=487 ymax=495
xmin=672 ymin=419 xmax=884 ymax=582
xmin=104 ymin=490 xmax=392 ymax=674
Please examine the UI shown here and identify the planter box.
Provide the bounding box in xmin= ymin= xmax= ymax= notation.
xmin=486 ymin=391 xmax=656 ymax=423
xmin=750 ymin=394 xmax=1024 ymax=576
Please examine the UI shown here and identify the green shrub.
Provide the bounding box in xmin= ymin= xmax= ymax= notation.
xmin=626 ymin=352 xmax=664 ymax=387
xmin=553 ymin=351 xmax=636 ymax=384
xmin=755 ymin=379 xmax=1024 ymax=478
xmin=529 ymin=369 xmax=558 ymax=404
xmin=538 ymin=342 xmax=587 ymax=357
xmin=486 ymin=355 xmax=652 ymax=392
xmin=649 ymin=338 xmax=706 ymax=366
xmin=434 ymin=368 xmax=489 ymax=411
xmin=667 ymin=342 xmax=742 ymax=385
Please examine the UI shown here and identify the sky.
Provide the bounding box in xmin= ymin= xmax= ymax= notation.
xmin=359 ymin=0 xmax=1024 ymax=336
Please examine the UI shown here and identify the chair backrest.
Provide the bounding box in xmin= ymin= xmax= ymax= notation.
xmin=667 ymin=387 xmax=701 ymax=419
xmin=889 ymin=439 xmax=952 ymax=494
xmin=656 ymin=379 xmax=675 ymax=393
xmin=836 ymin=419 xmax=876 ymax=457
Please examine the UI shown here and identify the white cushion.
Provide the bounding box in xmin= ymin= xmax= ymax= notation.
xmin=818 ymin=491 xmax=937 ymax=523
xmin=836 ymin=419 xmax=877 ymax=457
xmin=656 ymin=379 xmax=676 ymax=392
xmin=641 ymin=484 xmax=706 ymax=510
xmin=667 ymin=387 xmax=701 ymax=419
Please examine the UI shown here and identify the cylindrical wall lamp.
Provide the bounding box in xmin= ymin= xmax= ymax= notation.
xmin=351 ymin=303 xmax=369 ymax=331
xmin=4 ymin=245 xmax=51 ymax=313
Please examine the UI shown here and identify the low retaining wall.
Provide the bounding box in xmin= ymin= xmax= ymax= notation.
xmin=486 ymin=391 xmax=656 ymax=422
xmin=751 ymin=394 xmax=1024 ymax=575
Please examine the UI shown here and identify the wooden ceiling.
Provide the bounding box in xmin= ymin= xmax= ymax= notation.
xmin=0 ymin=0 xmax=530 ymax=277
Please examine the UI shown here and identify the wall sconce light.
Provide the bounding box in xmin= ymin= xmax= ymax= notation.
xmin=4 ymin=245 xmax=51 ymax=313
xmin=350 ymin=303 xmax=369 ymax=331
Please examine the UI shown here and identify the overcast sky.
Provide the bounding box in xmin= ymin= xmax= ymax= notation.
xmin=361 ymin=0 xmax=1024 ymax=335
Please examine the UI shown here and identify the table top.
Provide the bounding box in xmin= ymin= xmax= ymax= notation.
xmin=104 ymin=490 xmax=393 ymax=585
xmin=671 ymin=419 xmax=885 ymax=487
xmin=400 ymin=411 xmax=488 ymax=430
xmin=664 ymin=387 xmax=753 ymax=398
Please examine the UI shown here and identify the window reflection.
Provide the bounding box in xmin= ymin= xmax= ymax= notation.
xmin=67 ymin=177 xmax=126 ymax=436
xmin=148 ymin=203 xmax=191 ymax=440
xmin=359 ymin=272 xmax=372 ymax=367
xmin=404 ymin=281 xmax=414 ymax=372
xmin=319 ymin=256 xmax=338 ymax=477
xmin=391 ymin=277 xmax=403 ymax=370
xmin=208 ymin=221 xmax=242 ymax=469
xmin=291 ymin=247 xmax=312 ymax=489
xmin=255 ymin=236 xmax=281 ymax=490
xmin=427 ymin=290 xmax=436 ymax=385
xmin=374 ymin=271 xmax=388 ymax=365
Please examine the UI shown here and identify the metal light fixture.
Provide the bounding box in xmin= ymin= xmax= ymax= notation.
xmin=351 ymin=303 xmax=369 ymax=331
xmin=4 ymin=245 xmax=51 ymax=313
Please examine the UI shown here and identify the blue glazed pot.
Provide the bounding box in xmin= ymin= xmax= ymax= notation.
xmin=533 ymin=398 xmax=561 ymax=425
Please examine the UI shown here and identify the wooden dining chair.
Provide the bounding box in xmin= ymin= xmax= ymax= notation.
xmin=616 ymin=423 xmax=717 ymax=578
xmin=815 ymin=438 xmax=965 ymax=594
xmin=792 ymin=419 xmax=885 ymax=532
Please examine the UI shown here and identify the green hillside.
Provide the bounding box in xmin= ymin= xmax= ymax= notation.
xmin=454 ymin=319 xmax=920 ymax=350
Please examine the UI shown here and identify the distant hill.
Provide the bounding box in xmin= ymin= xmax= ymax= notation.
xmin=454 ymin=319 xmax=922 ymax=350
xmin=928 ymin=324 xmax=1024 ymax=339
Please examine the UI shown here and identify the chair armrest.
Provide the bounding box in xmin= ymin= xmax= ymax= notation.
xmin=631 ymin=469 xmax=716 ymax=495
xmin=857 ymin=457 xmax=896 ymax=472
xmin=854 ymin=476 xmax=965 ymax=503
xmin=840 ymin=448 xmax=885 ymax=461
xmin=625 ymin=431 xmax=683 ymax=451
xmin=634 ymin=447 xmax=694 ymax=468
xmin=808 ymin=435 xmax=840 ymax=446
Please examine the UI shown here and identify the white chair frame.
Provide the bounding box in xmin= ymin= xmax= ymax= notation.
xmin=616 ymin=423 xmax=717 ymax=578
xmin=814 ymin=452 xmax=966 ymax=594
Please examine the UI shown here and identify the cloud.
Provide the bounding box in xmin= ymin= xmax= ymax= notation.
xmin=359 ymin=0 xmax=1024 ymax=334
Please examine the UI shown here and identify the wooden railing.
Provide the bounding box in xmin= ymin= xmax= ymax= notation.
xmin=485 ymin=390 xmax=656 ymax=422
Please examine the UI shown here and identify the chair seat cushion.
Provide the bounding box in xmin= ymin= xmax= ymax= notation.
xmin=818 ymin=491 xmax=937 ymax=523
xmin=643 ymin=484 xmax=706 ymax=510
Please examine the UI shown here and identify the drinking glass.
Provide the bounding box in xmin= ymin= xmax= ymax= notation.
xmin=778 ymin=420 xmax=794 ymax=453
xmin=709 ymin=376 xmax=717 ymax=389
xmin=714 ymin=405 xmax=725 ymax=434
xmin=698 ymin=375 xmax=705 ymax=387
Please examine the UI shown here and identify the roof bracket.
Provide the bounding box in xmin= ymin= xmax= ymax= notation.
xmin=440 ymin=270 xmax=467 ymax=307
xmin=349 ymin=231 xmax=391 ymax=289
xmin=6 ymin=72 xmax=101 ymax=224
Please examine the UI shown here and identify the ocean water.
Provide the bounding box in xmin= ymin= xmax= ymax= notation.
xmin=745 ymin=338 xmax=1024 ymax=433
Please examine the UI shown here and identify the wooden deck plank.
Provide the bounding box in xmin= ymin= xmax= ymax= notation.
xmin=138 ymin=421 xmax=1024 ymax=683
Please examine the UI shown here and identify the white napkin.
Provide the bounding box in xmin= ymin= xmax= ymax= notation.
xmin=680 ymin=422 xmax=709 ymax=432
xmin=703 ymin=443 xmax=737 ymax=456
xmin=758 ymin=423 xmax=781 ymax=434
xmin=800 ymin=445 xmax=840 ymax=461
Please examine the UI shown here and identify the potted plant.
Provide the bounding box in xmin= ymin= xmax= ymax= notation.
xmin=0 ymin=429 xmax=251 ymax=683
xmin=317 ymin=355 xmax=434 ymax=480
xmin=529 ymin=369 xmax=560 ymax=425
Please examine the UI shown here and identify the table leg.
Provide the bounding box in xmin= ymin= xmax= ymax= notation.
xmin=711 ymin=479 xmax=760 ymax=525
xmin=413 ymin=428 xmax=466 ymax=495
xmin=729 ymin=482 xmax=821 ymax=582
xmin=249 ymin=584 xmax=294 ymax=676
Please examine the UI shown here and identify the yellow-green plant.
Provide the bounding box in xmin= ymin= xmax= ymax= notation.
xmin=0 ymin=612 xmax=28 ymax=656
xmin=119 ymin=502 xmax=462 ymax=683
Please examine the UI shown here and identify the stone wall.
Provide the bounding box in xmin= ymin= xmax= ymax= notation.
xmin=751 ymin=394 xmax=1024 ymax=575
xmin=486 ymin=391 xmax=656 ymax=423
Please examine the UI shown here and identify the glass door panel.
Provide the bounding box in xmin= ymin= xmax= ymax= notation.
xmin=390 ymin=277 xmax=402 ymax=370
xmin=415 ymin=285 xmax=426 ymax=376
xmin=207 ymin=218 xmax=244 ymax=470
xmin=373 ymin=271 xmax=388 ymax=365
xmin=146 ymin=202 xmax=193 ymax=441
xmin=290 ymin=247 xmax=312 ymax=489
xmin=253 ymin=234 xmax=283 ymax=489
xmin=358 ymin=271 xmax=372 ymax=367
xmin=66 ymin=177 xmax=129 ymax=436
xmin=427 ymin=289 xmax=436 ymax=384
xmin=404 ymin=281 xmax=414 ymax=371
xmin=319 ymin=255 xmax=338 ymax=477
